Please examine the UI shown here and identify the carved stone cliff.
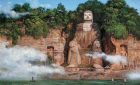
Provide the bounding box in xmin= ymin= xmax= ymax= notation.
xmin=46 ymin=29 xmax=65 ymax=66
xmin=67 ymin=10 xmax=102 ymax=68
xmin=110 ymin=35 xmax=140 ymax=69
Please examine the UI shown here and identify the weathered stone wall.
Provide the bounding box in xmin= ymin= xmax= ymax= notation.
xmin=103 ymin=35 xmax=115 ymax=54
xmin=127 ymin=37 xmax=140 ymax=67
xmin=108 ymin=35 xmax=140 ymax=69
xmin=0 ymin=35 xmax=47 ymax=53
xmin=17 ymin=36 xmax=47 ymax=54
xmin=0 ymin=29 xmax=65 ymax=66
xmin=0 ymin=35 xmax=12 ymax=47
xmin=45 ymin=29 xmax=65 ymax=65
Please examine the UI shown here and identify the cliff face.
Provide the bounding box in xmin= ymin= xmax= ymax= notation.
xmin=0 ymin=29 xmax=65 ymax=66
xmin=46 ymin=29 xmax=65 ymax=65
xmin=1 ymin=10 xmax=140 ymax=71
xmin=0 ymin=35 xmax=47 ymax=53
xmin=17 ymin=36 xmax=47 ymax=53
xmin=109 ymin=35 xmax=140 ymax=68
xmin=103 ymin=34 xmax=115 ymax=54
xmin=1 ymin=27 xmax=140 ymax=70
xmin=0 ymin=36 xmax=12 ymax=47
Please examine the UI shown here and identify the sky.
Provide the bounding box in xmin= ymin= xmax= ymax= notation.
xmin=0 ymin=0 xmax=140 ymax=14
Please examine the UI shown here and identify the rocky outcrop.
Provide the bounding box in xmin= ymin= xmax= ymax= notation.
xmin=0 ymin=29 xmax=65 ymax=66
xmin=111 ymin=37 xmax=127 ymax=56
xmin=17 ymin=36 xmax=47 ymax=53
xmin=0 ymin=35 xmax=12 ymax=47
xmin=108 ymin=35 xmax=140 ymax=69
xmin=63 ymin=10 xmax=102 ymax=69
xmin=46 ymin=29 xmax=65 ymax=66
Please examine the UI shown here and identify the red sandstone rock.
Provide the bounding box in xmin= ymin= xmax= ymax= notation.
xmin=81 ymin=54 xmax=92 ymax=67
xmin=110 ymin=35 xmax=140 ymax=69
xmin=67 ymin=38 xmax=81 ymax=67
xmin=0 ymin=36 xmax=12 ymax=47
xmin=46 ymin=29 xmax=65 ymax=66
xmin=92 ymin=57 xmax=103 ymax=66
xmin=111 ymin=64 xmax=122 ymax=71
xmin=7 ymin=29 xmax=65 ymax=66
xmin=75 ymin=11 xmax=101 ymax=52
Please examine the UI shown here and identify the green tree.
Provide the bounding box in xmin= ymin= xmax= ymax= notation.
xmin=30 ymin=7 xmax=47 ymax=19
xmin=13 ymin=3 xmax=31 ymax=12
xmin=76 ymin=0 xmax=104 ymax=24
xmin=24 ymin=15 xmax=48 ymax=38
xmin=10 ymin=23 xmax=20 ymax=44
xmin=102 ymin=0 xmax=140 ymax=39
xmin=102 ymin=0 xmax=128 ymax=39
xmin=12 ymin=4 xmax=22 ymax=12
xmin=3 ymin=21 xmax=20 ymax=44
xmin=22 ymin=3 xmax=31 ymax=12
xmin=44 ymin=3 xmax=68 ymax=29
xmin=55 ymin=3 xmax=68 ymax=28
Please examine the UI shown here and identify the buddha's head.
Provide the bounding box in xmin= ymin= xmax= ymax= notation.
xmin=84 ymin=10 xmax=93 ymax=21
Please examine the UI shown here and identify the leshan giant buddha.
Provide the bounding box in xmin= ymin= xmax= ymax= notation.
xmin=75 ymin=10 xmax=101 ymax=51
xmin=67 ymin=11 xmax=102 ymax=68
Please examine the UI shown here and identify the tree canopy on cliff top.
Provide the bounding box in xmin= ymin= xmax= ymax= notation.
xmin=103 ymin=0 xmax=140 ymax=39
xmin=0 ymin=0 xmax=140 ymax=44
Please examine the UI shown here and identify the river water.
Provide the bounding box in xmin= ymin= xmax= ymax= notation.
xmin=0 ymin=80 xmax=140 ymax=85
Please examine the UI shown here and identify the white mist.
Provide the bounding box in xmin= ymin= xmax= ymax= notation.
xmin=0 ymin=42 xmax=64 ymax=80
xmin=85 ymin=52 xmax=127 ymax=64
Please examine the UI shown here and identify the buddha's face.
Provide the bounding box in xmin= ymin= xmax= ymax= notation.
xmin=84 ymin=11 xmax=93 ymax=21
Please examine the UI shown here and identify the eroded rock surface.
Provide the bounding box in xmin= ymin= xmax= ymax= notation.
xmin=110 ymin=35 xmax=140 ymax=69
xmin=0 ymin=36 xmax=12 ymax=47
xmin=46 ymin=29 xmax=65 ymax=66
xmin=67 ymin=38 xmax=81 ymax=67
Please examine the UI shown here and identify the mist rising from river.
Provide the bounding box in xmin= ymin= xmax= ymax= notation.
xmin=0 ymin=42 xmax=64 ymax=80
xmin=85 ymin=52 xmax=127 ymax=64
